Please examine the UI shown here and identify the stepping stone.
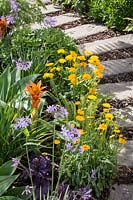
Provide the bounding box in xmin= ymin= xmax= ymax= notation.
xmin=64 ymin=24 xmax=107 ymax=40
xmin=41 ymin=0 xmax=51 ymax=4
xmin=117 ymin=140 xmax=133 ymax=167
xmin=99 ymin=82 xmax=133 ymax=100
xmin=40 ymin=4 xmax=61 ymax=14
xmin=79 ymin=34 xmax=133 ymax=55
xmin=109 ymin=184 xmax=133 ymax=200
xmin=55 ymin=13 xmax=80 ymax=27
xmin=102 ymin=58 xmax=133 ymax=76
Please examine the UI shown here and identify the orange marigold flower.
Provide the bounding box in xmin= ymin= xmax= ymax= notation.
xmin=105 ymin=113 xmax=114 ymax=121
xmin=70 ymin=51 xmax=77 ymax=60
xmin=69 ymin=67 xmax=76 ymax=73
xmin=59 ymin=58 xmax=66 ymax=64
xmin=76 ymin=115 xmax=85 ymax=121
xmin=118 ymin=138 xmax=126 ymax=145
xmin=89 ymin=88 xmax=97 ymax=95
xmin=65 ymin=55 xmax=73 ymax=61
xmin=73 ymin=62 xmax=79 ymax=68
xmin=25 ymin=80 xmax=47 ymax=109
xmin=77 ymin=55 xmax=86 ymax=61
xmin=98 ymin=123 xmax=107 ymax=131
xmin=77 ymin=109 xmax=84 ymax=115
xmin=82 ymin=73 xmax=91 ymax=81
xmin=80 ymin=62 xmax=87 ymax=67
xmin=81 ymin=144 xmax=90 ymax=152
xmin=97 ymin=64 xmax=105 ymax=72
xmin=54 ymin=139 xmax=60 ymax=145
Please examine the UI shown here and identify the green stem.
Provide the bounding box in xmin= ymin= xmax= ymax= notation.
xmin=51 ymin=123 xmax=56 ymax=193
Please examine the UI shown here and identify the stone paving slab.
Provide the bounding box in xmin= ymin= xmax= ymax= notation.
xmin=55 ymin=13 xmax=80 ymax=27
xmin=64 ymin=24 xmax=107 ymax=40
xmin=102 ymin=58 xmax=133 ymax=76
xmin=109 ymin=184 xmax=133 ymax=200
xmin=99 ymin=81 xmax=133 ymax=100
xmin=79 ymin=34 xmax=133 ymax=55
xmin=40 ymin=4 xmax=61 ymax=14
xmin=41 ymin=0 xmax=51 ymax=4
xmin=117 ymin=140 xmax=133 ymax=167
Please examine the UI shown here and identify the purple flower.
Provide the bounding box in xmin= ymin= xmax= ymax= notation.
xmin=6 ymin=15 xmax=16 ymax=25
xmin=14 ymin=116 xmax=32 ymax=130
xmin=12 ymin=158 xmax=20 ymax=167
xmin=91 ymin=169 xmax=96 ymax=178
xmin=66 ymin=143 xmax=72 ymax=150
xmin=22 ymin=185 xmax=31 ymax=195
xmin=61 ymin=125 xmax=80 ymax=142
xmin=10 ymin=0 xmax=20 ymax=13
xmin=12 ymin=60 xmax=32 ymax=71
xmin=79 ymin=146 xmax=84 ymax=154
xmin=43 ymin=16 xmax=57 ymax=28
xmin=77 ymin=187 xmax=92 ymax=200
xmin=46 ymin=105 xmax=68 ymax=119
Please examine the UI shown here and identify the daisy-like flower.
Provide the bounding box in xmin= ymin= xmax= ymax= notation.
xmin=82 ymin=73 xmax=91 ymax=81
xmin=45 ymin=62 xmax=54 ymax=67
xmin=88 ymin=55 xmax=100 ymax=66
xmin=118 ymin=137 xmax=126 ymax=145
xmin=25 ymin=81 xmax=47 ymax=109
xmin=76 ymin=115 xmax=85 ymax=121
xmin=80 ymin=145 xmax=90 ymax=153
xmin=75 ymin=101 xmax=80 ymax=105
xmin=69 ymin=67 xmax=76 ymax=73
xmin=54 ymin=139 xmax=60 ymax=145
xmin=102 ymin=103 xmax=111 ymax=108
xmin=57 ymin=49 xmax=65 ymax=54
xmin=98 ymin=123 xmax=107 ymax=131
xmin=105 ymin=113 xmax=114 ymax=121
xmin=43 ymin=73 xmax=54 ymax=79
xmin=77 ymin=55 xmax=86 ymax=61
xmin=88 ymin=95 xmax=97 ymax=100
xmin=77 ymin=109 xmax=84 ymax=115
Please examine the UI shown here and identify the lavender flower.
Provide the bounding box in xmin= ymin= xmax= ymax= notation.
xmin=77 ymin=187 xmax=92 ymax=200
xmin=91 ymin=169 xmax=96 ymax=178
xmin=22 ymin=185 xmax=31 ymax=195
xmin=66 ymin=142 xmax=72 ymax=150
xmin=13 ymin=60 xmax=32 ymax=71
xmin=14 ymin=116 xmax=32 ymax=130
xmin=12 ymin=158 xmax=20 ymax=167
xmin=43 ymin=16 xmax=57 ymax=28
xmin=10 ymin=0 xmax=20 ymax=13
xmin=6 ymin=15 xmax=16 ymax=25
xmin=46 ymin=105 xmax=68 ymax=119
xmin=61 ymin=125 xmax=80 ymax=142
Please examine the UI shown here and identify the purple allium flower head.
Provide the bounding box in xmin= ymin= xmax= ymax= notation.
xmin=10 ymin=0 xmax=20 ymax=13
xmin=79 ymin=146 xmax=84 ymax=154
xmin=46 ymin=105 xmax=68 ymax=119
xmin=77 ymin=187 xmax=92 ymax=200
xmin=91 ymin=169 xmax=96 ymax=178
xmin=12 ymin=60 xmax=32 ymax=71
xmin=6 ymin=15 xmax=16 ymax=25
xmin=14 ymin=116 xmax=32 ymax=130
xmin=22 ymin=185 xmax=31 ymax=195
xmin=61 ymin=125 xmax=80 ymax=142
xmin=66 ymin=142 xmax=72 ymax=150
xmin=43 ymin=16 xmax=57 ymax=28
xmin=12 ymin=158 xmax=20 ymax=167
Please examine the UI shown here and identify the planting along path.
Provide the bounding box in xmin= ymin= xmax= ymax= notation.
xmin=37 ymin=1 xmax=133 ymax=199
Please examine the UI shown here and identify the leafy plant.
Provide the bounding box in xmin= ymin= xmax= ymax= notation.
xmin=124 ymin=18 xmax=133 ymax=32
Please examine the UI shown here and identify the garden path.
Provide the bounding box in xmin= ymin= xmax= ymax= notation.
xmin=37 ymin=1 xmax=133 ymax=199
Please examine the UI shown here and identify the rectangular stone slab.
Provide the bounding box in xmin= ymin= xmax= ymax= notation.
xmin=64 ymin=24 xmax=107 ymax=40
xmin=79 ymin=34 xmax=133 ymax=55
xmin=55 ymin=13 xmax=80 ymax=27
xmin=40 ymin=4 xmax=61 ymax=14
xmin=102 ymin=58 xmax=133 ymax=76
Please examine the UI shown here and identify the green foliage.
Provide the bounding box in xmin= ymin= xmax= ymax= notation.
xmin=89 ymin=0 xmax=133 ymax=30
xmin=0 ymin=0 xmax=44 ymax=26
xmin=0 ymin=28 xmax=78 ymax=75
xmin=124 ymin=18 xmax=133 ymax=32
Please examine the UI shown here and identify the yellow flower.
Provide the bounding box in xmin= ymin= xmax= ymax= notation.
xmin=97 ymin=73 xmax=103 ymax=79
xmin=110 ymin=134 xmax=115 ymax=139
xmin=103 ymin=108 xmax=110 ymax=113
xmin=54 ymin=139 xmax=60 ymax=145
xmin=56 ymin=67 xmax=61 ymax=72
xmin=88 ymin=95 xmax=97 ymax=100
xmin=87 ymin=115 xmax=95 ymax=119
xmin=98 ymin=123 xmax=107 ymax=130
xmin=118 ymin=138 xmax=126 ymax=145
xmin=97 ymin=64 xmax=105 ymax=72
xmin=81 ymin=144 xmax=90 ymax=152
xmin=43 ymin=73 xmax=54 ymax=79
xmin=45 ymin=62 xmax=54 ymax=67
xmin=76 ymin=115 xmax=85 ymax=121
xmin=93 ymin=82 xmax=97 ymax=86
xmin=80 ymin=62 xmax=87 ymax=67
xmin=84 ymin=50 xmax=92 ymax=55
xmin=82 ymin=73 xmax=91 ymax=81
xmin=89 ymin=88 xmax=97 ymax=95
xmin=59 ymin=58 xmax=66 ymax=64
xmin=65 ymin=55 xmax=73 ymax=61
xmin=88 ymin=55 xmax=100 ymax=66
xmin=77 ymin=55 xmax=86 ymax=61
xmin=119 ymin=134 xmax=123 ymax=138
xmin=77 ymin=109 xmax=84 ymax=115
xmin=50 ymin=67 xmax=56 ymax=72
xmin=70 ymin=51 xmax=77 ymax=60
xmin=69 ymin=67 xmax=76 ymax=73
xmin=57 ymin=49 xmax=65 ymax=54
xmin=74 ymin=138 xmax=80 ymax=144
xmin=102 ymin=103 xmax=111 ymax=108
xmin=73 ymin=62 xmax=79 ymax=68
xmin=78 ymin=129 xmax=86 ymax=135
xmin=70 ymin=78 xmax=78 ymax=85
xmin=75 ymin=101 xmax=80 ymax=105
xmin=105 ymin=113 xmax=114 ymax=121
xmin=114 ymin=129 xmax=121 ymax=134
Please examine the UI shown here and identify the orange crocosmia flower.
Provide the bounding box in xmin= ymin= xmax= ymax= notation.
xmin=0 ymin=17 xmax=7 ymax=37
xmin=25 ymin=81 xmax=47 ymax=109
